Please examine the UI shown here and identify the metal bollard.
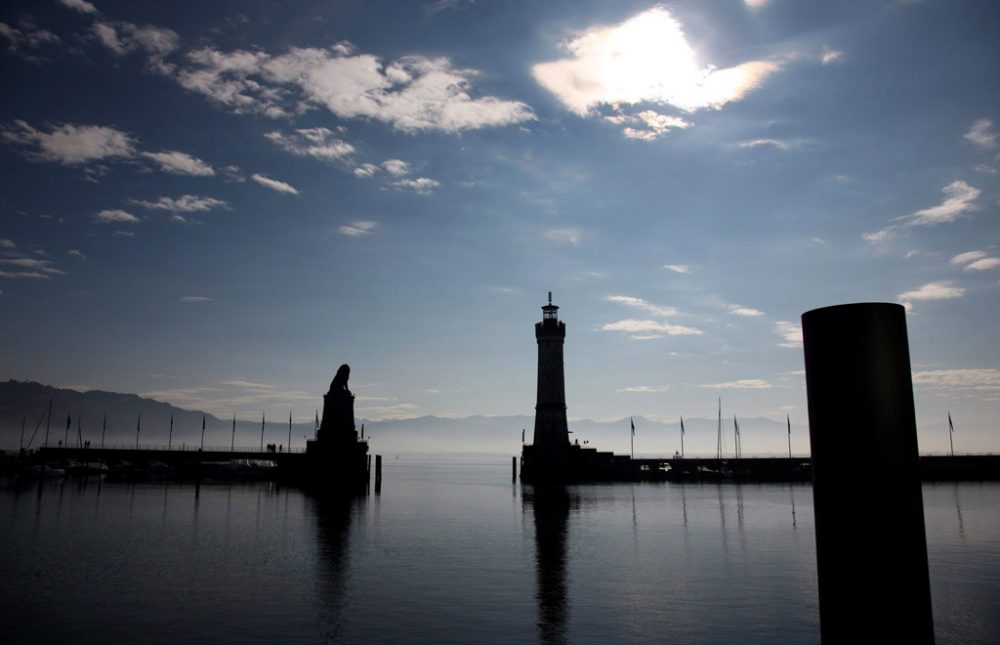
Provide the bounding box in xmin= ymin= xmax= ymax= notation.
xmin=802 ymin=303 xmax=933 ymax=643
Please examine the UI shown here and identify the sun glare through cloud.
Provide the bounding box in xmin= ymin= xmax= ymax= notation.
xmin=532 ymin=7 xmax=782 ymax=139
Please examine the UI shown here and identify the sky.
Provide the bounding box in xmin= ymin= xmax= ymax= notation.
xmin=1 ymin=0 xmax=998 ymax=454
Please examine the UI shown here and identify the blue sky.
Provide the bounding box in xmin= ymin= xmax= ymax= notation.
xmin=1 ymin=0 xmax=998 ymax=453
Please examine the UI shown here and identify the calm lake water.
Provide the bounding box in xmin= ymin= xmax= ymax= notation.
xmin=2 ymin=459 xmax=998 ymax=644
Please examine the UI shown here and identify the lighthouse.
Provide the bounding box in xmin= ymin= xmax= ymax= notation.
xmin=533 ymin=292 xmax=570 ymax=449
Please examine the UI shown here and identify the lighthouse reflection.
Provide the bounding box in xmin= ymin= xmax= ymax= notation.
xmin=524 ymin=485 xmax=577 ymax=645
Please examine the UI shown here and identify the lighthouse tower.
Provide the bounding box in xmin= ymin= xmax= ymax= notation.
xmin=533 ymin=292 xmax=570 ymax=449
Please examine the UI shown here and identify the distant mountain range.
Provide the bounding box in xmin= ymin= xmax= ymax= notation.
xmin=0 ymin=380 xmax=804 ymax=457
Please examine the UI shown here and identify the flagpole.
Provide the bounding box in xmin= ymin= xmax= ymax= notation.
xmin=733 ymin=415 xmax=738 ymax=459
xmin=200 ymin=414 xmax=206 ymax=450
xmin=168 ymin=414 xmax=173 ymax=450
xmin=260 ymin=412 xmax=265 ymax=451
xmin=101 ymin=413 xmax=107 ymax=449
xmin=630 ymin=416 xmax=634 ymax=460
xmin=948 ymin=412 xmax=954 ymax=457
xmin=680 ymin=416 xmax=685 ymax=458
xmin=787 ymin=413 xmax=792 ymax=458
xmin=136 ymin=413 xmax=141 ymax=449
xmin=288 ymin=410 xmax=292 ymax=452
xmin=231 ymin=412 xmax=236 ymax=451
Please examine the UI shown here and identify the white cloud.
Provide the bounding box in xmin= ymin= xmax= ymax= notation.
xmin=92 ymin=21 xmax=179 ymax=72
xmin=965 ymin=257 xmax=1000 ymax=271
xmin=265 ymin=128 xmax=355 ymax=160
xmin=532 ymin=8 xmax=781 ymax=117
xmin=663 ymin=264 xmax=690 ymax=274
xmin=392 ymin=177 xmax=439 ymax=195
xmin=737 ymin=138 xmax=790 ymax=150
xmin=58 ymin=0 xmax=98 ymax=14
xmin=2 ymin=120 xmax=135 ymax=165
xmin=545 ymin=228 xmax=584 ymax=246
xmin=821 ymin=47 xmax=844 ymax=65
xmin=774 ymin=321 xmax=802 ymax=348
xmin=176 ymin=48 xmax=276 ymax=114
xmin=382 ymin=159 xmax=410 ymax=176
xmin=0 ymin=239 xmax=15 ymax=249
xmin=863 ymin=226 xmax=897 ymax=245
xmin=68 ymin=249 xmax=87 ymax=260
xmin=616 ymin=110 xmax=691 ymax=140
xmin=251 ymin=173 xmax=299 ymax=194
xmin=0 ymin=258 xmax=66 ymax=275
xmin=951 ymin=251 xmax=985 ymax=265
xmin=141 ymin=150 xmax=214 ymax=176
xmin=95 ymin=208 xmax=139 ymax=223
xmin=616 ymin=385 xmax=670 ymax=393
xmin=602 ymin=319 xmax=703 ymax=336
xmin=951 ymin=251 xmax=1000 ymax=271
xmin=701 ymin=379 xmax=772 ymax=389
xmin=606 ymin=295 xmax=678 ymax=317
xmin=113 ymin=231 xmax=134 ymax=237
xmin=0 ymin=20 xmax=60 ymax=57
xmin=339 ymin=220 xmax=377 ymax=236
xmin=353 ymin=163 xmax=379 ymax=178
xmin=865 ymin=180 xmax=981 ymax=244
xmin=132 ymin=195 xmax=229 ymax=213
xmin=180 ymin=296 xmax=213 ymax=302
xmin=177 ymin=45 xmax=535 ymax=132
xmin=0 ymin=270 xmax=51 ymax=279
xmin=912 ymin=368 xmax=1000 ymax=392
xmin=744 ymin=0 xmax=770 ymax=8
xmin=907 ymin=180 xmax=980 ymax=226
xmin=898 ymin=281 xmax=965 ymax=310
xmin=728 ymin=304 xmax=764 ymax=317
xmin=964 ymin=118 xmax=997 ymax=150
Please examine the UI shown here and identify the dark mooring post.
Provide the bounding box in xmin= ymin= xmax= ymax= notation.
xmin=375 ymin=454 xmax=382 ymax=492
xmin=802 ymin=303 xmax=933 ymax=644
xmin=512 ymin=456 xmax=517 ymax=482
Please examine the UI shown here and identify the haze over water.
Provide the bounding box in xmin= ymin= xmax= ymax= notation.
xmin=3 ymin=460 xmax=998 ymax=644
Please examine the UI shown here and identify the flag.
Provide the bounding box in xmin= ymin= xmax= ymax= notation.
xmin=680 ymin=416 xmax=685 ymax=435
xmin=202 ymin=414 xmax=206 ymax=431
xmin=631 ymin=417 xmax=635 ymax=436
xmin=948 ymin=412 xmax=954 ymax=434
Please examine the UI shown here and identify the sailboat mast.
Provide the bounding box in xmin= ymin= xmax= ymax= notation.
xmin=44 ymin=399 xmax=53 ymax=447
xmin=716 ymin=398 xmax=722 ymax=460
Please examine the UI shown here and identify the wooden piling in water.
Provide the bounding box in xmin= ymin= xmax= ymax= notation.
xmin=512 ymin=456 xmax=517 ymax=482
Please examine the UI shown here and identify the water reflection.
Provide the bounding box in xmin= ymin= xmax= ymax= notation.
xmin=524 ymin=485 xmax=577 ymax=645
xmin=309 ymin=492 xmax=366 ymax=641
